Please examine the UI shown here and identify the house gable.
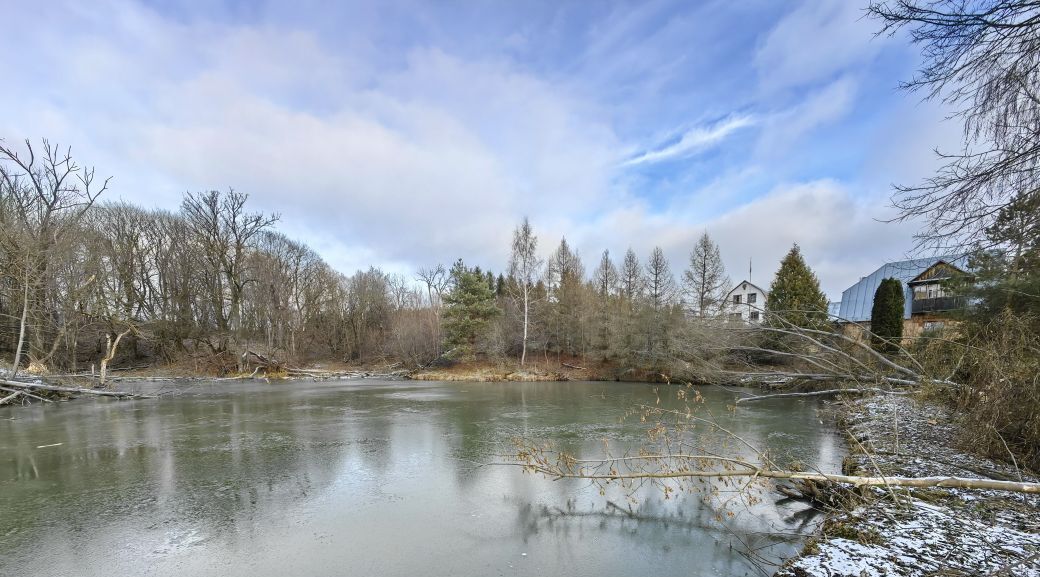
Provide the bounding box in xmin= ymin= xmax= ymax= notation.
xmin=908 ymin=261 xmax=968 ymax=285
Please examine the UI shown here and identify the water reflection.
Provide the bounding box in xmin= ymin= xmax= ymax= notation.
xmin=0 ymin=380 xmax=842 ymax=577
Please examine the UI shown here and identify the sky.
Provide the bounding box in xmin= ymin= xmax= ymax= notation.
xmin=0 ymin=0 xmax=963 ymax=298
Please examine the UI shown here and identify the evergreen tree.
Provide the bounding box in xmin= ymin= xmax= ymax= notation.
xmin=442 ymin=259 xmax=499 ymax=358
xmin=546 ymin=237 xmax=585 ymax=358
xmin=870 ymin=277 xmax=905 ymax=353
xmin=766 ymin=244 xmax=828 ymax=329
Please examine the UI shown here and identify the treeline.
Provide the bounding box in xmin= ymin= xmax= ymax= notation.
xmin=0 ymin=139 xmax=832 ymax=376
xmin=0 ymin=140 xmax=442 ymax=374
xmin=439 ymin=220 xmax=826 ymax=372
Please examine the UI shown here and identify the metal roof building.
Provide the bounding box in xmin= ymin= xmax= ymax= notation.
xmin=836 ymin=255 xmax=969 ymax=322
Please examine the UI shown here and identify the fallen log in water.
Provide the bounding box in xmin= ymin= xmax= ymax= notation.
xmin=0 ymin=385 xmax=51 ymax=403
xmin=734 ymin=388 xmax=913 ymax=404
xmin=513 ymin=462 xmax=1040 ymax=494
xmin=0 ymin=379 xmax=155 ymax=399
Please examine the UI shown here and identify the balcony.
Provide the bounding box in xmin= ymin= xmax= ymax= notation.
xmin=911 ymin=296 xmax=964 ymax=314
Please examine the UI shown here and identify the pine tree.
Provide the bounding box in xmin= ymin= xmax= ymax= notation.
xmin=442 ymin=259 xmax=499 ymax=359
xmin=766 ymin=244 xmax=828 ymax=329
xmin=870 ymin=277 xmax=905 ymax=353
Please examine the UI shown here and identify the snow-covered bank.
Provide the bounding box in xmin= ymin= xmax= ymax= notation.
xmin=777 ymin=396 xmax=1040 ymax=577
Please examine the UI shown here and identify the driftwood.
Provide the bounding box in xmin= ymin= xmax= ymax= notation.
xmin=0 ymin=385 xmax=51 ymax=403
xmin=561 ymin=362 xmax=586 ymax=370
xmin=734 ymin=388 xmax=913 ymax=404
xmin=513 ymin=461 xmax=1040 ymax=494
xmin=0 ymin=379 xmax=155 ymax=399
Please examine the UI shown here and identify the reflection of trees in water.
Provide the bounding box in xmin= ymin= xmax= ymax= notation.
xmin=0 ymin=387 xmax=372 ymax=554
xmin=507 ymin=493 xmax=822 ymax=574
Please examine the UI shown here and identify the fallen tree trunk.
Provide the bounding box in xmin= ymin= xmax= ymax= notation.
xmin=734 ymin=388 xmax=912 ymax=404
xmin=0 ymin=385 xmax=51 ymax=403
xmin=0 ymin=379 xmax=155 ymax=399
xmin=514 ymin=462 xmax=1040 ymax=494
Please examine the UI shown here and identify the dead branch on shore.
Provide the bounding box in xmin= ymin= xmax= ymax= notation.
xmin=734 ymin=388 xmax=912 ymax=404
xmin=0 ymin=378 xmax=155 ymax=400
xmin=684 ymin=312 xmax=964 ymax=405
xmin=0 ymin=385 xmax=52 ymax=404
xmin=509 ymin=458 xmax=1040 ymax=494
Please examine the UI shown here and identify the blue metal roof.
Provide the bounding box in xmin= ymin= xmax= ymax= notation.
xmin=836 ymin=254 xmax=969 ymax=322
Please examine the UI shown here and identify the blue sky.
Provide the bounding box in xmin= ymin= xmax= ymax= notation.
xmin=0 ymin=0 xmax=962 ymax=296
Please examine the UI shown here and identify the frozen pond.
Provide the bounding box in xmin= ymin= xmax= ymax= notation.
xmin=0 ymin=379 xmax=843 ymax=576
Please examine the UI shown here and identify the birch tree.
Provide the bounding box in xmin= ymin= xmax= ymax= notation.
xmin=508 ymin=217 xmax=542 ymax=365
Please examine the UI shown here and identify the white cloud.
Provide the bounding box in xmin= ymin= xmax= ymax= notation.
xmin=0 ymin=3 xmax=624 ymax=273
xmin=569 ymin=179 xmax=916 ymax=298
xmin=0 ymin=0 xmax=934 ymax=297
xmin=623 ymin=115 xmax=756 ymax=166
xmin=754 ymin=75 xmax=859 ymax=158
xmin=754 ymin=0 xmax=883 ymax=93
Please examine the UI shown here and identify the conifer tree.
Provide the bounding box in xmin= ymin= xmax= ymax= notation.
xmin=442 ymin=259 xmax=499 ymax=358
xmin=766 ymin=244 xmax=828 ymax=329
xmin=870 ymin=277 xmax=905 ymax=353
xmin=683 ymin=232 xmax=729 ymax=317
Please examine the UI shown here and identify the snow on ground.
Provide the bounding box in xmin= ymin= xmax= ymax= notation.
xmin=776 ymin=396 xmax=1040 ymax=577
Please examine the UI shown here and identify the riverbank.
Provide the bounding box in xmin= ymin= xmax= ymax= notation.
xmin=410 ymin=359 xmax=675 ymax=383
xmin=777 ymin=395 xmax=1040 ymax=576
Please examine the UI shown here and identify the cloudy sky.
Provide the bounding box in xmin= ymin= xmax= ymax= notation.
xmin=1 ymin=0 xmax=961 ymax=298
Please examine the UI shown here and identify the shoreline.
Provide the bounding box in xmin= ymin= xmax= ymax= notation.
xmin=776 ymin=395 xmax=1040 ymax=577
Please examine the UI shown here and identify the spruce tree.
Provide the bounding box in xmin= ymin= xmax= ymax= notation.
xmin=766 ymin=244 xmax=828 ymax=329
xmin=442 ymin=259 xmax=499 ymax=358
xmin=870 ymin=277 xmax=905 ymax=353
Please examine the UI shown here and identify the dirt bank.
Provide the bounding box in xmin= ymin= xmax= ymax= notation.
xmin=409 ymin=359 xmax=677 ymax=383
xmin=777 ymin=395 xmax=1040 ymax=576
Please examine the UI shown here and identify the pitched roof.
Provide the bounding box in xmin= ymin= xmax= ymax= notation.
xmin=836 ymin=254 xmax=969 ymax=322
xmin=725 ymin=280 xmax=768 ymax=297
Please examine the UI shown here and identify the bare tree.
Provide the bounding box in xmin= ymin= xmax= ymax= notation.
xmin=181 ymin=189 xmax=278 ymax=350
xmin=644 ymin=247 xmax=678 ymax=361
xmin=590 ymin=250 xmax=619 ymax=357
xmin=619 ymin=248 xmax=644 ymax=304
xmin=508 ymin=217 xmax=542 ymax=366
xmin=868 ymin=1 xmax=1040 ymax=252
xmin=682 ymin=232 xmax=730 ymax=318
xmin=0 ymin=139 xmax=108 ymax=375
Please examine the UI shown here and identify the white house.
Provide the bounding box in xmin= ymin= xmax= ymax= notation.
xmin=723 ymin=280 xmax=767 ymax=323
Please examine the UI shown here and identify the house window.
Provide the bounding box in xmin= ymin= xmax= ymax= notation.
xmin=729 ymin=312 xmax=742 ymax=320
xmin=747 ymin=293 xmax=757 ymax=304
xmin=749 ymin=311 xmax=760 ymax=321
xmin=733 ymin=294 xmax=742 ymax=304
